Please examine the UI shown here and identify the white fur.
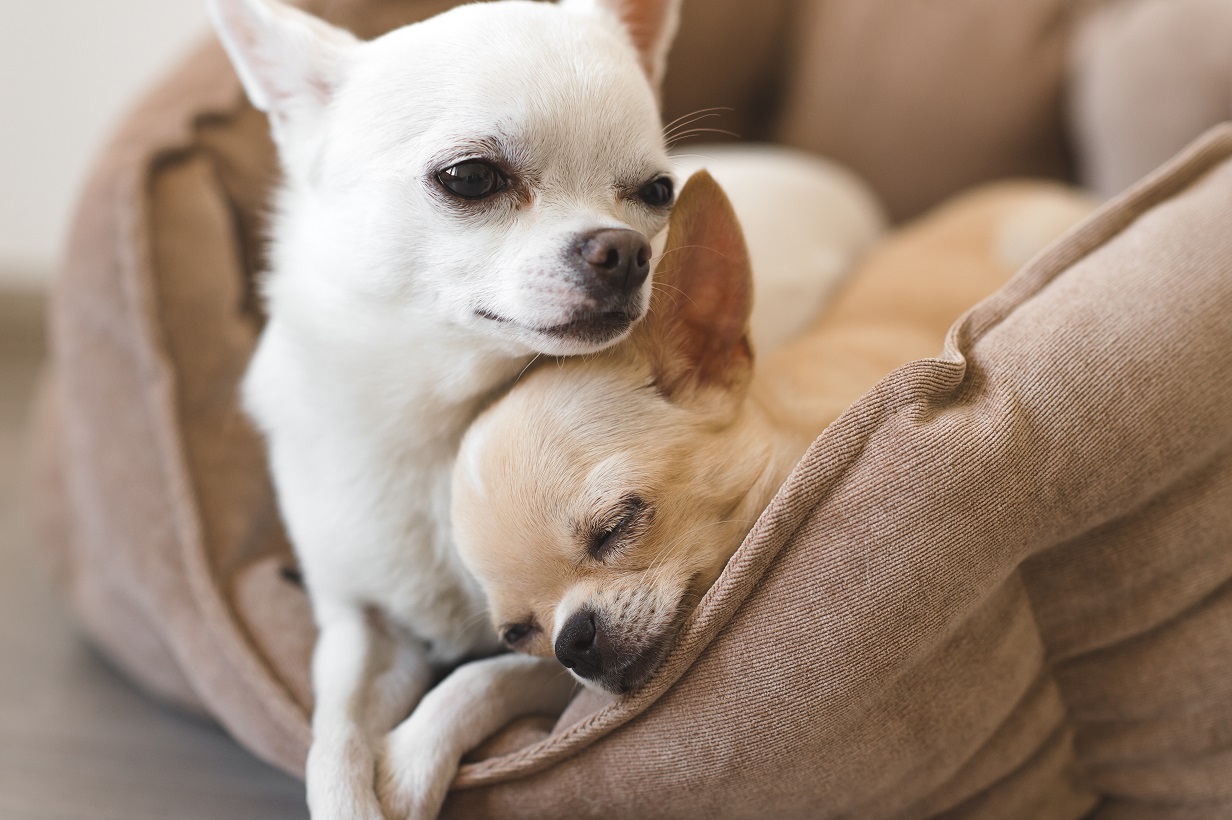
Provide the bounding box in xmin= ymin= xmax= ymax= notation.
xmin=210 ymin=0 xmax=681 ymax=817
xmin=378 ymin=655 xmax=575 ymax=819
xmin=211 ymin=0 xmax=885 ymax=815
xmin=562 ymin=0 xmax=681 ymax=91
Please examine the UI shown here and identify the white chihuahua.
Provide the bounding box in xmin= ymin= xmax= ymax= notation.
xmin=209 ymin=0 xmax=682 ymax=816
xmin=209 ymin=0 xmax=888 ymax=816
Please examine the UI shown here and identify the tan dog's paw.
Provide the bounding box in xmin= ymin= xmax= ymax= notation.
xmin=376 ymin=718 xmax=459 ymax=820
xmin=305 ymin=731 xmax=386 ymax=820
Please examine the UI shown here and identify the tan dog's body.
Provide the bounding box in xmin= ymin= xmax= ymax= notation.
xmin=453 ymin=175 xmax=1095 ymax=695
xmin=762 ymin=181 xmax=1095 ymax=436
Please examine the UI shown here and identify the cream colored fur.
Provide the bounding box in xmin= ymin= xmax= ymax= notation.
xmin=451 ymin=175 xmax=1096 ymax=699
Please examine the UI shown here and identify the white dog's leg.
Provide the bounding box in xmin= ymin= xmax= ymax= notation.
xmin=366 ymin=635 xmax=435 ymax=737
xmin=378 ymin=655 xmax=576 ymax=820
xmin=308 ymin=602 xmax=432 ymax=820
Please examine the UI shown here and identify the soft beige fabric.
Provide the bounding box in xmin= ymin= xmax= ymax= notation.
xmin=1069 ymin=0 xmax=1232 ymax=198
xmin=33 ymin=0 xmax=1232 ymax=814
xmin=43 ymin=40 xmax=312 ymax=766
xmin=773 ymin=0 xmax=1079 ymax=221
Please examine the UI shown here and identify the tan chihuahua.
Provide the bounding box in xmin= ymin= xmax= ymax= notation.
xmin=451 ymin=172 xmax=1094 ymax=695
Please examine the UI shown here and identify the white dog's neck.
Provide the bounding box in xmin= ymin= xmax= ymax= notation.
xmin=246 ymin=285 xmax=527 ymax=657
xmin=254 ymin=193 xmax=533 ymax=437
xmin=241 ymin=186 xmax=543 ymax=658
xmin=256 ymin=278 xmax=533 ymax=458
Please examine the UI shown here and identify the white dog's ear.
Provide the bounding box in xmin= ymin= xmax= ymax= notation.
xmin=208 ymin=0 xmax=358 ymax=145
xmin=561 ymin=0 xmax=682 ymax=92
xmin=636 ymin=170 xmax=754 ymax=405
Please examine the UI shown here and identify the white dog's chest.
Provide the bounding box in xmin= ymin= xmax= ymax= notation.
xmin=246 ymin=330 xmax=502 ymax=661
xmin=314 ymin=528 xmax=491 ymax=662
xmin=297 ymin=439 xmax=492 ymax=651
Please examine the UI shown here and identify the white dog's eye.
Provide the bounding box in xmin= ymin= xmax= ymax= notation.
xmin=437 ymin=161 xmax=506 ymax=200
xmin=638 ymin=176 xmax=674 ymax=209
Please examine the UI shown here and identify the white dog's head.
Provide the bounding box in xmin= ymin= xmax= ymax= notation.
xmin=210 ymin=0 xmax=681 ymax=355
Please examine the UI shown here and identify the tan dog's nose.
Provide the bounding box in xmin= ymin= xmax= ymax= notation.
xmin=555 ymin=609 xmax=607 ymax=679
xmin=578 ymin=229 xmax=651 ymax=295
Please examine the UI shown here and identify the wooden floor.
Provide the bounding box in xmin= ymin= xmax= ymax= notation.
xmin=0 ymin=289 xmax=309 ymax=819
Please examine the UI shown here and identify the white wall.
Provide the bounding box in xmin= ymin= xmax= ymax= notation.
xmin=0 ymin=0 xmax=211 ymax=286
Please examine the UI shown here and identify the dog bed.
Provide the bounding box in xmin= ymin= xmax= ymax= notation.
xmin=33 ymin=0 xmax=1232 ymax=816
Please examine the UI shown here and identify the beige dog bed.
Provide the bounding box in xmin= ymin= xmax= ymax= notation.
xmin=34 ymin=0 xmax=1232 ymax=816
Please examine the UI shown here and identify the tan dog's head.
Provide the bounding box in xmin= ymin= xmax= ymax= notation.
xmin=453 ymin=173 xmax=771 ymax=693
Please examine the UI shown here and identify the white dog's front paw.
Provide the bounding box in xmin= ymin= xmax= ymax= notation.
xmin=376 ymin=719 xmax=460 ymax=820
xmin=305 ymin=733 xmax=386 ymax=820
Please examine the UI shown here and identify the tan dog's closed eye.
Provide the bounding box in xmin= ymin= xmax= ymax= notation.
xmin=452 ymin=172 xmax=1095 ymax=695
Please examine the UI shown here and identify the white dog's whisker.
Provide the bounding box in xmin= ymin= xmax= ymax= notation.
xmin=667 ymin=127 xmax=742 ymax=147
xmin=662 ymin=105 xmax=733 ymax=134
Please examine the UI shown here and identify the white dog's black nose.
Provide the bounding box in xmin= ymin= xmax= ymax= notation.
xmin=555 ymin=609 xmax=606 ymax=679
xmin=578 ymin=229 xmax=651 ymax=294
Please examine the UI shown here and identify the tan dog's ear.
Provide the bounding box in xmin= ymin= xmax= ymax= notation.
xmin=561 ymin=0 xmax=682 ymax=93
xmin=637 ymin=170 xmax=754 ymax=405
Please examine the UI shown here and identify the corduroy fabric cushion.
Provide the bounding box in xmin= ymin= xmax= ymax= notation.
xmin=33 ymin=0 xmax=1232 ymax=814
xmin=435 ymin=125 xmax=1232 ymax=819
xmin=430 ymin=128 xmax=1232 ymax=816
